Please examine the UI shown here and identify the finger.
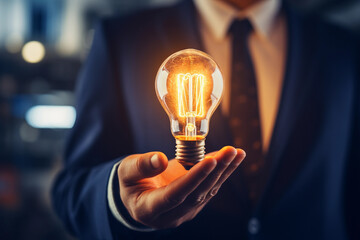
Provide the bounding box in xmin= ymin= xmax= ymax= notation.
xmin=151 ymin=157 xmax=217 ymax=214
xmin=183 ymin=146 xmax=237 ymax=204
xmin=119 ymin=152 xmax=168 ymax=183
xmin=205 ymin=151 xmax=217 ymax=157
xmin=187 ymin=149 xmax=246 ymax=220
xmin=205 ymin=148 xmax=246 ymax=199
xmin=160 ymin=147 xmax=238 ymax=217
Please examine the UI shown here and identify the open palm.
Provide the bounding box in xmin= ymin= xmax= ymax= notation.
xmin=118 ymin=147 xmax=245 ymax=229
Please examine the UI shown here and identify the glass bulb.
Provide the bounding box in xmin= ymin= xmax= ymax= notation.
xmin=155 ymin=49 xmax=224 ymax=169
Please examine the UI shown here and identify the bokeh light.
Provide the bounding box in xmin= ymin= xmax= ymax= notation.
xmin=21 ymin=41 xmax=46 ymax=63
xmin=25 ymin=105 xmax=76 ymax=129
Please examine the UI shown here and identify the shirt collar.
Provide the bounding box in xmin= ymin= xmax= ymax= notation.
xmin=194 ymin=0 xmax=281 ymax=41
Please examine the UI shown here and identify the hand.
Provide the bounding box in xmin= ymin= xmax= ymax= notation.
xmin=117 ymin=146 xmax=246 ymax=229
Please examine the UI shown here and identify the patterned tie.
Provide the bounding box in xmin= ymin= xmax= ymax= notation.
xmin=229 ymin=19 xmax=265 ymax=205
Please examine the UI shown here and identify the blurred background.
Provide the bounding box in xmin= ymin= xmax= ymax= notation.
xmin=0 ymin=0 xmax=359 ymax=239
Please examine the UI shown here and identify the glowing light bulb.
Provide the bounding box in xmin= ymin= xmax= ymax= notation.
xmin=155 ymin=49 xmax=224 ymax=169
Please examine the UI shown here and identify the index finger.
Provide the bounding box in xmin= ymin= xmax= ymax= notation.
xmin=205 ymin=151 xmax=217 ymax=157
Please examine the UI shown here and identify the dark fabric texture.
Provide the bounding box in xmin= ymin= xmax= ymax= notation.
xmin=52 ymin=0 xmax=360 ymax=239
xmin=229 ymin=19 xmax=266 ymax=207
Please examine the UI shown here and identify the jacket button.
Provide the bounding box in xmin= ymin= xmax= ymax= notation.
xmin=248 ymin=218 xmax=260 ymax=234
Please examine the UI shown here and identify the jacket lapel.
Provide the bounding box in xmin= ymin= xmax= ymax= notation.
xmin=255 ymin=6 xmax=322 ymax=214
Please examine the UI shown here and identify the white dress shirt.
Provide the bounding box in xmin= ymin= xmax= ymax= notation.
xmin=108 ymin=0 xmax=287 ymax=231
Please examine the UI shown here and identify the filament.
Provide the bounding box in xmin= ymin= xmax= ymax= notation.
xmin=177 ymin=73 xmax=205 ymax=118
xmin=177 ymin=73 xmax=205 ymax=139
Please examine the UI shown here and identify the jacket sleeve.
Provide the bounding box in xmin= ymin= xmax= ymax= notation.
xmin=51 ymin=20 xmax=145 ymax=239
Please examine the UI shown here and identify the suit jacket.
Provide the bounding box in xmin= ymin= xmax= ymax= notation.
xmin=52 ymin=0 xmax=360 ymax=239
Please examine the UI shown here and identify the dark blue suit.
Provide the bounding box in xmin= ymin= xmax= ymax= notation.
xmin=52 ymin=1 xmax=360 ymax=239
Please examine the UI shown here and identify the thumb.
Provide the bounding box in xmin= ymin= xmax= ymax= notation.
xmin=119 ymin=152 xmax=168 ymax=183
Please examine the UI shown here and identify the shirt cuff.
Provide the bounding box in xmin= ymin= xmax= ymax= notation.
xmin=107 ymin=160 xmax=155 ymax=232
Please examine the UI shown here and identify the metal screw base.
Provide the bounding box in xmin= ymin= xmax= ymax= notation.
xmin=176 ymin=138 xmax=205 ymax=170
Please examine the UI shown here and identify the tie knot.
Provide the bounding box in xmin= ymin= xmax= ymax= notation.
xmin=229 ymin=19 xmax=253 ymax=38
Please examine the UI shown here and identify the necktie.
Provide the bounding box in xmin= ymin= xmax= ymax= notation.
xmin=229 ymin=19 xmax=265 ymax=205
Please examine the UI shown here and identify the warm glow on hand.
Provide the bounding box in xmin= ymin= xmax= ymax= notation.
xmin=117 ymin=147 xmax=246 ymax=229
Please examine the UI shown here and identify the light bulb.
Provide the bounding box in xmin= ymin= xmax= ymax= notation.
xmin=155 ymin=49 xmax=224 ymax=169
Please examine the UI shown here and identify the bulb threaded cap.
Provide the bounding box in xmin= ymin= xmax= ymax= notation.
xmin=176 ymin=138 xmax=205 ymax=170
